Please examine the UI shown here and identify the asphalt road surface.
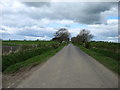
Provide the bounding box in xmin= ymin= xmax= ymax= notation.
xmin=16 ymin=44 xmax=118 ymax=88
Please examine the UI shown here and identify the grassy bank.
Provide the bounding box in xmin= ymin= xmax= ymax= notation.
xmin=4 ymin=45 xmax=65 ymax=73
xmin=74 ymin=43 xmax=119 ymax=75
xmin=2 ymin=47 xmax=53 ymax=71
xmin=2 ymin=41 xmax=66 ymax=73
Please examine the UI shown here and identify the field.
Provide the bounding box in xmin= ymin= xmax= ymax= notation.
xmin=2 ymin=40 xmax=60 ymax=55
xmin=2 ymin=40 xmax=58 ymax=45
xmin=90 ymin=41 xmax=120 ymax=53
xmin=74 ymin=41 xmax=120 ymax=75
xmin=2 ymin=40 xmax=120 ymax=75
xmin=2 ymin=40 xmax=65 ymax=73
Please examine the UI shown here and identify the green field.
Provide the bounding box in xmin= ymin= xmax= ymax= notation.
xmin=90 ymin=41 xmax=120 ymax=53
xmin=2 ymin=40 xmax=66 ymax=73
xmin=74 ymin=41 xmax=120 ymax=75
xmin=2 ymin=40 xmax=59 ymax=46
xmin=2 ymin=40 xmax=120 ymax=74
xmin=2 ymin=40 xmax=60 ymax=55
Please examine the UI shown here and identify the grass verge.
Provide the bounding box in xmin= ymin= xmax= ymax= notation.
xmin=2 ymin=47 xmax=53 ymax=71
xmin=4 ymin=45 xmax=65 ymax=73
xmin=74 ymin=44 xmax=120 ymax=75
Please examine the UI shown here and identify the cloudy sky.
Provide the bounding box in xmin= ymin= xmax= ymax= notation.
xmin=0 ymin=1 xmax=118 ymax=42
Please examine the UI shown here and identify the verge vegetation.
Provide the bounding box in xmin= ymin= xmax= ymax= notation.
xmin=2 ymin=41 xmax=66 ymax=73
xmin=71 ymin=29 xmax=119 ymax=75
xmin=74 ymin=43 xmax=120 ymax=75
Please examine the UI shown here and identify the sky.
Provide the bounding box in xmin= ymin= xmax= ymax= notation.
xmin=0 ymin=1 xmax=119 ymax=42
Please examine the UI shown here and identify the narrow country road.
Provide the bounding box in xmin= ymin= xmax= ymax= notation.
xmin=16 ymin=44 xmax=118 ymax=88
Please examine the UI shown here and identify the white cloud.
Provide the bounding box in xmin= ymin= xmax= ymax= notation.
xmin=107 ymin=19 xmax=118 ymax=25
xmin=0 ymin=1 xmax=118 ymax=42
xmin=25 ymin=36 xmax=51 ymax=40
xmin=2 ymin=1 xmax=116 ymax=24
xmin=68 ymin=28 xmax=81 ymax=37
xmin=87 ymin=19 xmax=118 ymax=42
xmin=55 ymin=20 xmax=75 ymax=25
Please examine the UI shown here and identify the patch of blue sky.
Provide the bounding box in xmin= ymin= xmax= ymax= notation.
xmin=106 ymin=16 xmax=119 ymax=19
xmin=69 ymin=23 xmax=87 ymax=29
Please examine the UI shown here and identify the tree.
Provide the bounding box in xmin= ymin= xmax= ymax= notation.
xmin=52 ymin=28 xmax=70 ymax=43
xmin=36 ymin=39 xmax=39 ymax=41
xmin=78 ymin=29 xmax=93 ymax=43
xmin=71 ymin=29 xmax=93 ymax=48
xmin=71 ymin=37 xmax=77 ymax=43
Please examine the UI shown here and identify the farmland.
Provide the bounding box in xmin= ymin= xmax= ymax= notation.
xmin=2 ymin=40 xmax=65 ymax=73
xmin=2 ymin=40 xmax=60 ymax=55
xmin=90 ymin=41 xmax=120 ymax=53
xmin=2 ymin=40 xmax=58 ymax=45
xmin=74 ymin=41 xmax=120 ymax=74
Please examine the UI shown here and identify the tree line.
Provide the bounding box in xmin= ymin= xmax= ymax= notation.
xmin=52 ymin=28 xmax=93 ymax=48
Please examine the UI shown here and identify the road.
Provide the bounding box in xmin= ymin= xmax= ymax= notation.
xmin=16 ymin=44 xmax=118 ymax=88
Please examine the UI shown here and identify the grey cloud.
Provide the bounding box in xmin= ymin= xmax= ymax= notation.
xmin=2 ymin=2 xmax=117 ymax=26
xmin=23 ymin=2 xmax=50 ymax=7
xmin=77 ymin=2 xmax=117 ymax=24
xmin=1 ymin=1 xmax=118 ymax=41
xmin=15 ymin=28 xmax=55 ymax=37
xmin=26 ymin=2 xmax=117 ymax=24
xmin=84 ymin=2 xmax=116 ymax=13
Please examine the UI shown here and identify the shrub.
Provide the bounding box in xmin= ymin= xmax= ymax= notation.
xmin=85 ymin=42 xmax=91 ymax=49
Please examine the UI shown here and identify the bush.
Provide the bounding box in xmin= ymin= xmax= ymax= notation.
xmin=52 ymin=43 xmax=59 ymax=49
xmin=85 ymin=42 xmax=91 ymax=49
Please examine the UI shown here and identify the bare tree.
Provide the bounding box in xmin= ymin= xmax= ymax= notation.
xmin=52 ymin=28 xmax=70 ymax=43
